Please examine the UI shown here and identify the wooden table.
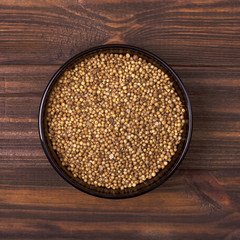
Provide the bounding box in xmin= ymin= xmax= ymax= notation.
xmin=1 ymin=1 xmax=240 ymax=239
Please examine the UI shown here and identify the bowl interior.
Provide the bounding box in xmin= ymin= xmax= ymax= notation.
xmin=39 ymin=45 xmax=192 ymax=198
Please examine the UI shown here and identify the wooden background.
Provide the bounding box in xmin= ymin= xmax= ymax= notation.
xmin=0 ymin=0 xmax=240 ymax=239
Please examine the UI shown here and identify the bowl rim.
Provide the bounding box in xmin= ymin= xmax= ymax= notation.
xmin=38 ymin=44 xmax=193 ymax=199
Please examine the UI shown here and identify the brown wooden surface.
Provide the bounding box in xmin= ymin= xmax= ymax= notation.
xmin=0 ymin=1 xmax=240 ymax=239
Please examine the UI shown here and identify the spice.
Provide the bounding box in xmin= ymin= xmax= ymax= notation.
xmin=47 ymin=53 xmax=186 ymax=189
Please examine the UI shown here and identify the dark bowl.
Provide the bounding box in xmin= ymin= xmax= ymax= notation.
xmin=39 ymin=44 xmax=192 ymax=199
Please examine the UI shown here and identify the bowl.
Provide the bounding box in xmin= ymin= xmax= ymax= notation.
xmin=38 ymin=44 xmax=192 ymax=199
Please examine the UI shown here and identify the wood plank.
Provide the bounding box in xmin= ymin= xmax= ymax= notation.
xmin=0 ymin=168 xmax=239 ymax=239
xmin=1 ymin=1 xmax=240 ymax=239
xmin=0 ymin=65 xmax=239 ymax=169
xmin=0 ymin=217 xmax=239 ymax=240
xmin=0 ymin=0 xmax=239 ymax=66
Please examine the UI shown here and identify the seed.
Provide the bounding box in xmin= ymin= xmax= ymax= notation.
xmin=133 ymin=55 xmax=138 ymax=61
xmin=126 ymin=53 xmax=130 ymax=59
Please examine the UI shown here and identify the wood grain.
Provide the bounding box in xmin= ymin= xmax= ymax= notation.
xmin=0 ymin=0 xmax=240 ymax=239
xmin=0 ymin=0 xmax=240 ymax=66
xmin=0 ymin=168 xmax=240 ymax=239
xmin=1 ymin=65 xmax=239 ymax=169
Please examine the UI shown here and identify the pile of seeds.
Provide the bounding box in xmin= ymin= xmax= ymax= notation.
xmin=47 ymin=53 xmax=185 ymax=190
